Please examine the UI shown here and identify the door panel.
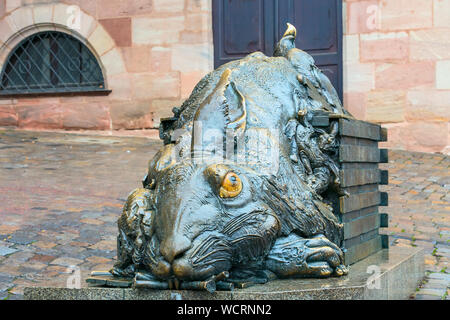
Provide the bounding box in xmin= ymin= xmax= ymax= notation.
xmin=213 ymin=0 xmax=275 ymax=65
xmin=223 ymin=0 xmax=264 ymax=54
xmin=213 ymin=0 xmax=343 ymax=101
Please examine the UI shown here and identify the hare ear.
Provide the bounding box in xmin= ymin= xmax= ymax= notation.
xmin=191 ymin=69 xmax=247 ymax=156
xmin=224 ymin=81 xmax=247 ymax=135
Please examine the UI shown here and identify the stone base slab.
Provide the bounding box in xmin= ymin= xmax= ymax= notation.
xmin=24 ymin=247 xmax=424 ymax=300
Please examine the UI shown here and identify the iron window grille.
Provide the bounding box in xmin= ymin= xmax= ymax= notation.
xmin=0 ymin=31 xmax=106 ymax=95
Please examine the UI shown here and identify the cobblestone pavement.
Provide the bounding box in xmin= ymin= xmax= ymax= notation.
xmin=380 ymin=151 xmax=449 ymax=300
xmin=0 ymin=129 xmax=448 ymax=300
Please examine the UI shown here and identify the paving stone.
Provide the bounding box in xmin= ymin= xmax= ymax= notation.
xmin=414 ymin=293 xmax=443 ymax=300
xmin=416 ymin=288 xmax=446 ymax=297
xmin=33 ymin=241 xmax=57 ymax=249
xmin=7 ymin=231 xmax=37 ymax=245
xmin=425 ymin=278 xmax=450 ymax=289
xmin=427 ymin=272 xmax=450 ymax=282
xmin=0 ymin=246 xmax=17 ymax=256
xmin=50 ymin=257 xmax=84 ymax=267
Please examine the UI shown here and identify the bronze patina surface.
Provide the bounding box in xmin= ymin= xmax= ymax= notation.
xmin=89 ymin=24 xmax=355 ymax=292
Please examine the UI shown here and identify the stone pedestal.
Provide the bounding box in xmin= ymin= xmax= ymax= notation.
xmin=24 ymin=247 xmax=424 ymax=300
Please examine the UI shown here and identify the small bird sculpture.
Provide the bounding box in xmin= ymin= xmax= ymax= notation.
xmin=274 ymin=23 xmax=349 ymax=115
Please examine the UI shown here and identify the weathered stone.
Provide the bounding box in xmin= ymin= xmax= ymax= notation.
xmin=86 ymin=256 xmax=112 ymax=264
xmin=343 ymin=92 xmax=366 ymax=120
xmin=52 ymin=3 xmax=72 ymax=27
xmin=0 ymin=0 xmax=5 ymax=17
xmin=343 ymin=34 xmax=360 ymax=62
xmin=32 ymin=4 xmax=53 ymax=24
xmin=346 ymin=0 xmax=379 ymax=34
xmin=69 ymin=0 xmax=97 ymax=17
xmin=80 ymin=218 xmax=105 ymax=226
xmin=5 ymin=0 xmax=20 ymax=13
xmin=410 ymin=29 xmax=450 ymax=61
xmin=110 ymin=101 xmax=153 ymax=130
xmin=132 ymin=16 xmax=184 ymax=45
xmin=379 ymin=0 xmax=432 ymax=31
xmin=0 ymin=225 xmax=20 ymax=235
xmin=0 ymin=106 xmax=18 ymax=126
xmin=8 ymin=231 xmax=37 ymax=245
xmin=153 ymin=0 xmax=184 ymax=13
xmin=88 ymin=25 xmax=115 ymax=56
xmin=17 ymin=105 xmax=63 ymax=129
xmin=185 ymin=12 xmax=211 ymax=32
xmin=406 ymin=90 xmax=450 ymax=121
xmin=122 ymin=46 xmax=151 ymax=73
xmin=33 ymin=241 xmax=57 ymax=250
xmin=375 ymin=62 xmax=435 ymax=90
xmin=107 ymin=74 xmax=133 ymax=101
xmin=62 ymin=103 xmax=110 ymax=130
xmin=89 ymin=240 xmax=116 ymax=251
xmin=99 ymin=18 xmax=132 ymax=47
xmin=186 ymin=0 xmax=211 ymax=13
xmin=0 ymin=18 xmax=14 ymax=43
xmin=97 ymin=0 xmax=152 ymax=19
xmin=403 ymin=122 xmax=448 ymax=153
xmin=8 ymin=6 xmax=33 ymax=31
xmin=436 ymin=60 xmax=450 ymax=90
xmin=171 ymin=43 xmax=213 ymax=73
xmin=434 ymin=0 xmax=450 ymax=27
xmin=179 ymin=30 xmax=210 ymax=44
xmin=360 ymin=32 xmax=409 ymax=62
xmin=50 ymin=257 xmax=84 ymax=267
xmin=78 ymin=11 xmax=97 ymax=39
xmin=100 ymin=48 xmax=126 ymax=77
xmin=149 ymin=47 xmax=172 ymax=73
xmin=343 ymin=62 xmax=375 ymax=92
xmin=132 ymin=73 xmax=180 ymax=100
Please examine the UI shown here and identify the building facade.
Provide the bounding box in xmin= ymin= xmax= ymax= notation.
xmin=0 ymin=0 xmax=448 ymax=154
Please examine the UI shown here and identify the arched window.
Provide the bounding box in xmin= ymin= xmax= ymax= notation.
xmin=0 ymin=31 xmax=105 ymax=95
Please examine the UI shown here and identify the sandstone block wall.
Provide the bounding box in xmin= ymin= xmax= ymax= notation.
xmin=343 ymin=0 xmax=449 ymax=154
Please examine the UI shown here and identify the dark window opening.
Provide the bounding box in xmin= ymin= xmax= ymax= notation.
xmin=0 ymin=31 xmax=106 ymax=95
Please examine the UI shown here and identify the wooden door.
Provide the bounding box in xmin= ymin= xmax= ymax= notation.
xmin=212 ymin=0 xmax=343 ymax=101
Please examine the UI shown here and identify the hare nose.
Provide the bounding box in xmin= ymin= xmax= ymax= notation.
xmin=160 ymin=236 xmax=192 ymax=263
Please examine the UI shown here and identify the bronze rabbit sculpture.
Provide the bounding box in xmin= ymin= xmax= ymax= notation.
xmin=109 ymin=24 xmax=352 ymax=291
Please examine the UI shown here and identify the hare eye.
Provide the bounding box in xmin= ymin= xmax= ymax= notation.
xmin=219 ymin=172 xmax=242 ymax=198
